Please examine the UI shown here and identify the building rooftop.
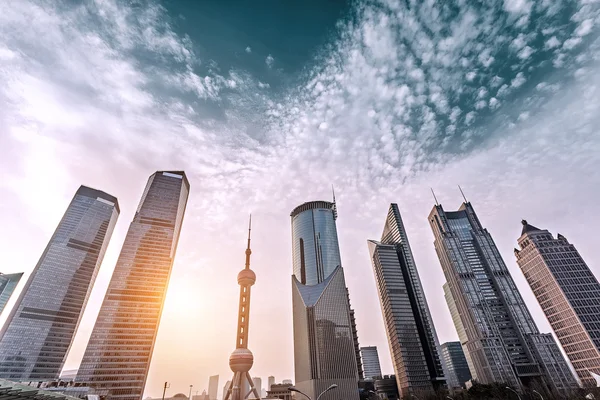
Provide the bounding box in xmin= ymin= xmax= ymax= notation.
xmin=521 ymin=220 xmax=542 ymax=236
xmin=0 ymin=380 xmax=82 ymax=400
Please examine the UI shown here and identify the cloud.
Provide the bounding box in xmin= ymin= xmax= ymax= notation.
xmin=265 ymin=54 xmax=274 ymax=68
xmin=245 ymin=46 xmax=252 ymax=53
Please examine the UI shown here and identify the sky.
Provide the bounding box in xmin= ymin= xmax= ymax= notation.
xmin=1 ymin=0 xmax=600 ymax=397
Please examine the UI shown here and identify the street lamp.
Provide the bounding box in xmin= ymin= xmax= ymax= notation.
xmin=189 ymin=385 xmax=193 ymax=400
xmin=289 ymin=384 xmax=338 ymax=400
xmin=161 ymin=382 xmax=171 ymax=400
xmin=505 ymin=387 xmax=522 ymax=400
xmin=531 ymin=390 xmax=544 ymax=400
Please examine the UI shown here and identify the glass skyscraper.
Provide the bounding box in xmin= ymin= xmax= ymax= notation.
xmin=360 ymin=346 xmax=382 ymax=380
xmin=429 ymin=201 xmax=578 ymax=394
xmin=515 ymin=220 xmax=600 ymax=387
xmin=0 ymin=186 xmax=119 ymax=381
xmin=291 ymin=200 xmax=360 ymax=400
xmin=440 ymin=342 xmax=471 ymax=391
xmin=76 ymin=171 xmax=189 ymax=400
xmin=0 ymin=272 xmax=23 ymax=315
xmin=368 ymin=204 xmax=445 ymax=398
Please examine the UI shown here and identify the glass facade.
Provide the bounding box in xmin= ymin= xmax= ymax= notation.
xmin=360 ymin=346 xmax=382 ymax=380
xmin=440 ymin=342 xmax=472 ymax=390
xmin=0 ymin=186 xmax=119 ymax=381
xmin=367 ymin=204 xmax=445 ymax=398
xmin=290 ymin=201 xmax=359 ymax=400
xmin=76 ymin=171 xmax=189 ymax=400
xmin=515 ymin=221 xmax=600 ymax=387
xmin=0 ymin=272 xmax=23 ymax=316
xmin=429 ymin=202 xmax=577 ymax=394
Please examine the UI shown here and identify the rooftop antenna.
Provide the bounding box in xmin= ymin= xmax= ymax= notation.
xmin=431 ymin=188 xmax=439 ymax=206
xmin=332 ymin=185 xmax=338 ymax=220
xmin=458 ymin=185 xmax=468 ymax=203
xmin=245 ymin=214 xmax=252 ymax=269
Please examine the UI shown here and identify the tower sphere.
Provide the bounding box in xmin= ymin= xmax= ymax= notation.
xmin=238 ymin=268 xmax=256 ymax=286
xmin=229 ymin=348 xmax=254 ymax=372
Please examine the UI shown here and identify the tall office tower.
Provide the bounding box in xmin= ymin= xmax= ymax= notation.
xmin=360 ymin=347 xmax=382 ymax=380
xmin=291 ymin=200 xmax=360 ymax=400
xmin=429 ymin=200 xmax=578 ymax=393
xmin=440 ymin=342 xmax=472 ymax=390
xmin=367 ymin=204 xmax=445 ymax=398
xmin=252 ymin=378 xmax=262 ymax=397
xmin=442 ymin=284 xmax=476 ymax=380
xmin=0 ymin=272 xmax=23 ymax=315
xmin=267 ymin=376 xmax=275 ymax=391
xmin=348 ymin=290 xmax=363 ymax=380
xmin=208 ymin=375 xmax=219 ymax=400
xmin=76 ymin=171 xmax=189 ymax=400
xmin=0 ymin=186 xmax=119 ymax=381
xmin=515 ymin=220 xmax=600 ymax=387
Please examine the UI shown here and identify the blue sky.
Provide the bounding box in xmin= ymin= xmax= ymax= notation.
xmin=1 ymin=0 xmax=600 ymax=397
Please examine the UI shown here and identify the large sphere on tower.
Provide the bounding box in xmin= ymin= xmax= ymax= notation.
xmin=229 ymin=348 xmax=254 ymax=372
xmin=237 ymin=268 xmax=256 ymax=286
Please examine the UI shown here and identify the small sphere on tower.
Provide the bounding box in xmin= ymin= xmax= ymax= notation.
xmin=229 ymin=348 xmax=254 ymax=372
xmin=237 ymin=268 xmax=256 ymax=286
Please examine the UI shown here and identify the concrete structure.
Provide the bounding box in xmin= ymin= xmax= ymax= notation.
xmin=76 ymin=171 xmax=190 ymax=400
xmin=208 ymin=376 xmax=219 ymax=400
xmin=59 ymin=369 xmax=79 ymax=382
xmin=373 ymin=376 xmax=399 ymax=400
xmin=515 ymin=220 xmax=600 ymax=387
xmin=367 ymin=204 xmax=445 ymax=397
xmin=429 ymin=200 xmax=578 ymax=394
xmin=265 ymin=384 xmax=292 ymax=400
xmin=0 ymin=272 xmax=23 ymax=316
xmin=267 ymin=377 xmax=275 ymax=392
xmin=223 ymin=218 xmax=261 ymax=400
xmin=440 ymin=342 xmax=471 ymax=390
xmin=222 ymin=382 xmax=231 ymax=400
xmin=0 ymin=186 xmax=119 ymax=381
xmin=251 ymin=378 xmax=261 ymax=399
xmin=291 ymin=199 xmax=360 ymax=400
xmin=281 ymin=380 xmax=292 ymax=385
xmin=360 ymin=347 xmax=382 ymax=380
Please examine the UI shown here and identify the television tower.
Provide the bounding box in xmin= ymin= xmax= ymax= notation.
xmin=224 ymin=216 xmax=261 ymax=400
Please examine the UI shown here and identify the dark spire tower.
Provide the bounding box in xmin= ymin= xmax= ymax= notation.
xmin=224 ymin=216 xmax=261 ymax=400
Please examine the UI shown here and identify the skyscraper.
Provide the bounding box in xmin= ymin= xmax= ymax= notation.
xmin=252 ymin=377 xmax=262 ymax=398
xmin=429 ymin=200 xmax=578 ymax=393
xmin=76 ymin=171 xmax=189 ymax=400
xmin=223 ymin=381 xmax=231 ymax=400
xmin=291 ymin=200 xmax=360 ymax=400
xmin=360 ymin=347 xmax=382 ymax=380
xmin=515 ymin=220 xmax=600 ymax=387
xmin=440 ymin=342 xmax=472 ymax=390
xmin=0 ymin=272 xmax=23 ymax=315
xmin=0 ymin=186 xmax=119 ymax=381
xmin=367 ymin=204 xmax=445 ymax=397
xmin=208 ymin=375 xmax=219 ymax=400
xmin=267 ymin=376 xmax=275 ymax=391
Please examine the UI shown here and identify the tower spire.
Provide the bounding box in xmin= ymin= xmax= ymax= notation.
xmin=332 ymin=185 xmax=338 ymax=220
xmin=431 ymin=188 xmax=439 ymax=206
xmin=458 ymin=185 xmax=468 ymax=203
xmin=245 ymin=214 xmax=252 ymax=270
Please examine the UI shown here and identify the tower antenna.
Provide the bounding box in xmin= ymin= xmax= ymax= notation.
xmin=431 ymin=188 xmax=439 ymax=206
xmin=458 ymin=185 xmax=468 ymax=203
xmin=245 ymin=214 xmax=252 ymax=269
xmin=332 ymin=185 xmax=338 ymax=220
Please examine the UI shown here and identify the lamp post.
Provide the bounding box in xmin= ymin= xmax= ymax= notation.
xmin=162 ymin=382 xmax=171 ymax=400
xmin=289 ymin=384 xmax=338 ymax=400
xmin=505 ymin=387 xmax=522 ymax=400
xmin=189 ymin=385 xmax=193 ymax=400
xmin=531 ymin=390 xmax=544 ymax=400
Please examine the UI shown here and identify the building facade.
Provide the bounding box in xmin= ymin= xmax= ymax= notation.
xmin=267 ymin=376 xmax=275 ymax=391
xmin=291 ymin=200 xmax=360 ymax=400
xmin=208 ymin=375 xmax=219 ymax=400
xmin=0 ymin=186 xmax=119 ymax=381
xmin=0 ymin=272 xmax=23 ymax=315
xmin=515 ymin=220 xmax=600 ymax=387
xmin=429 ymin=201 xmax=578 ymax=394
xmin=360 ymin=346 xmax=382 ymax=380
xmin=265 ymin=384 xmax=292 ymax=400
xmin=440 ymin=342 xmax=472 ymax=390
xmin=76 ymin=171 xmax=190 ymax=400
xmin=367 ymin=204 xmax=445 ymax=397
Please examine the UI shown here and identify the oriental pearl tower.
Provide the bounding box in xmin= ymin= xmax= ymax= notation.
xmin=224 ymin=216 xmax=261 ymax=400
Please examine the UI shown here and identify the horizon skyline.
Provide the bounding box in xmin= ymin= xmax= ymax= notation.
xmin=2 ymin=0 xmax=600 ymax=398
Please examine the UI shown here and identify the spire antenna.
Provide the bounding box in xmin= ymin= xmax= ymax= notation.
xmin=431 ymin=188 xmax=439 ymax=206
xmin=332 ymin=185 xmax=338 ymax=220
xmin=245 ymin=214 xmax=252 ymax=269
xmin=458 ymin=185 xmax=468 ymax=203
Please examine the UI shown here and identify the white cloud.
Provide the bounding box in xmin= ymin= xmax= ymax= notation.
xmin=504 ymin=0 xmax=532 ymax=14
xmin=511 ymin=72 xmax=526 ymax=88
xmin=245 ymin=46 xmax=252 ymax=53
xmin=265 ymin=54 xmax=274 ymax=68
xmin=545 ymin=36 xmax=561 ymax=49
xmin=563 ymin=37 xmax=582 ymax=50
xmin=518 ymin=46 xmax=534 ymax=59
xmin=576 ymin=19 xmax=593 ymax=37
